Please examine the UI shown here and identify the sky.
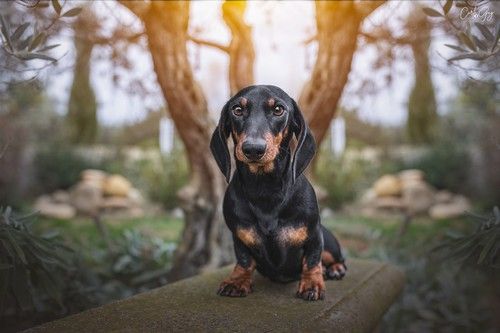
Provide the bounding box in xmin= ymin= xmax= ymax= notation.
xmin=46 ymin=0 xmax=460 ymax=128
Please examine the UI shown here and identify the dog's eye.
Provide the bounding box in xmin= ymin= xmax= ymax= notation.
xmin=232 ymin=106 xmax=243 ymax=116
xmin=273 ymin=105 xmax=285 ymax=116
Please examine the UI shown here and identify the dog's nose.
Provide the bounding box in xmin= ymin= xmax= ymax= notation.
xmin=242 ymin=139 xmax=267 ymax=160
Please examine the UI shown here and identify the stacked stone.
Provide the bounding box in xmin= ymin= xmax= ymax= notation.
xmin=358 ymin=169 xmax=471 ymax=219
xmin=34 ymin=169 xmax=145 ymax=219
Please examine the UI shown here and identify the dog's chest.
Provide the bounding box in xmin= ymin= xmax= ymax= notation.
xmin=236 ymin=224 xmax=308 ymax=253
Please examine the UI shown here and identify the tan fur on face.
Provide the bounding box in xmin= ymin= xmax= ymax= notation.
xmin=234 ymin=131 xmax=284 ymax=174
xmin=240 ymin=97 xmax=247 ymax=107
xmin=237 ymin=227 xmax=260 ymax=247
xmin=267 ymin=98 xmax=275 ymax=107
xmin=278 ymin=226 xmax=308 ymax=246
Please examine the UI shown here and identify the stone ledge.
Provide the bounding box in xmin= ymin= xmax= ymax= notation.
xmin=26 ymin=258 xmax=405 ymax=333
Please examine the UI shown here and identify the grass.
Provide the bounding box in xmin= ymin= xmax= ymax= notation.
xmin=32 ymin=216 xmax=184 ymax=250
xmin=28 ymin=212 xmax=493 ymax=331
xmin=323 ymin=215 xmax=471 ymax=257
xmin=33 ymin=213 xmax=471 ymax=262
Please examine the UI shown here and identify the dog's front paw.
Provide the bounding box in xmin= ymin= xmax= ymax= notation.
xmin=217 ymin=280 xmax=253 ymax=297
xmin=296 ymin=264 xmax=325 ymax=301
xmin=324 ymin=262 xmax=347 ymax=280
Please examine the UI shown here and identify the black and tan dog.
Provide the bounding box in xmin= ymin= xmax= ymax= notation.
xmin=210 ymin=85 xmax=346 ymax=301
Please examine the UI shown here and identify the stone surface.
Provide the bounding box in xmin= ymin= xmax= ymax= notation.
xmin=398 ymin=169 xmax=424 ymax=182
xmin=51 ymin=190 xmax=70 ymax=204
xmin=128 ymin=188 xmax=145 ymax=205
xmin=374 ymin=196 xmax=406 ymax=210
xmin=402 ymin=180 xmax=435 ymax=215
xmin=373 ymin=175 xmax=402 ymax=197
xmin=70 ymin=182 xmax=102 ymax=216
xmin=34 ymin=197 xmax=75 ymax=220
xmin=435 ymin=190 xmax=453 ymax=203
xmin=99 ymin=197 xmax=131 ymax=209
xmin=26 ymin=259 xmax=404 ymax=333
xmin=81 ymin=169 xmax=107 ymax=183
xmin=429 ymin=196 xmax=471 ymax=220
xmin=103 ymin=174 xmax=132 ymax=197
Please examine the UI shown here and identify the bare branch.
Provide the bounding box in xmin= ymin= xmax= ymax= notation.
xmin=188 ymin=36 xmax=229 ymax=53
xmin=360 ymin=30 xmax=414 ymax=45
xmin=89 ymin=31 xmax=145 ymax=45
xmin=118 ymin=0 xmax=150 ymax=19
xmin=355 ymin=0 xmax=386 ymax=18
xmin=302 ymin=35 xmax=317 ymax=45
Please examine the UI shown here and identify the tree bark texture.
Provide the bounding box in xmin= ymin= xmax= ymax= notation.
xmin=125 ymin=1 xmax=233 ymax=281
xmin=66 ymin=10 xmax=98 ymax=144
xmin=222 ymin=1 xmax=255 ymax=95
xmin=299 ymin=1 xmax=384 ymax=146
xmin=407 ymin=10 xmax=437 ymax=143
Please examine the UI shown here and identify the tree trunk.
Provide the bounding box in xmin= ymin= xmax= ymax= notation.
xmin=222 ymin=1 xmax=255 ymax=95
xmin=141 ymin=2 xmax=233 ymax=281
xmin=407 ymin=10 xmax=437 ymax=143
xmin=299 ymin=1 xmax=384 ymax=146
xmin=66 ymin=10 xmax=98 ymax=144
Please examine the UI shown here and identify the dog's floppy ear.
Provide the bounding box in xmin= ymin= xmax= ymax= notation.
xmin=210 ymin=102 xmax=231 ymax=182
xmin=290 ymin=99 xmax=316 ymax=183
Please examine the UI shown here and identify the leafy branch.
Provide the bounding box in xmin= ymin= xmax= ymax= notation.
xmin=423 ymin=0 xmax=499 ymax=62
xmin=0 ymin=207 xmax=75 ymax=314
xmin=0 ymin=0 xmax=82 ymax=63
xmin=434 ymin=206 xmax=500 ymax=269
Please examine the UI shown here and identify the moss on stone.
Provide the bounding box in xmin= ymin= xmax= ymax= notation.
xmin=26 ymin=258 xmax=404 ymax=333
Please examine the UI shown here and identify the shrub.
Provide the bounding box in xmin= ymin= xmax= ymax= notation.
xmin=0 ymin=207 xmax=80 ymax=326
xmin=315 ymin=148 xmax=399 ymax=209
xmin=100 ymin=147 xmax=188 ymax=210
xmin=0 ymin=207 xmax=176 ymax=330
xmin=89 ymin=229 xmax=175 ymax=299
xmin=401 ymin=140 xmax=470 ymax=193
xmin=32 ymin=144 xmax=99 ymax=194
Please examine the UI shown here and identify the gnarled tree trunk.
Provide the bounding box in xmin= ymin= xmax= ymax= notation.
xmin=407 ymin=9 xmax=437 ymax=143
xmin=120 ymin=0 xmax=255 ymax=281
xmin=299 ymin=1 xmax=384 ymax=146
xmin=66 ymin=9 xmax=98 ymax=144
xmin=222 ymin=1 xmax=255 ymax=95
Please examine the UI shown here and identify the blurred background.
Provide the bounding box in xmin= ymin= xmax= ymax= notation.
xmin=0 ymin=0 xmax=499 ymax=332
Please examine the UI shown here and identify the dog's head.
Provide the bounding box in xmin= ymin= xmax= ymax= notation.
xmin=210 ymin=85 xmax=315 ymax=183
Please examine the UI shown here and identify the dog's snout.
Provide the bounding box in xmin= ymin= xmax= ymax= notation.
xmin=242 ymin=139 xmax=267 ymax=161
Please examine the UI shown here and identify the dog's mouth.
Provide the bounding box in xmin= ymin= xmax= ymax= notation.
xmin=234 ymin=132 xmax=284 ymax=173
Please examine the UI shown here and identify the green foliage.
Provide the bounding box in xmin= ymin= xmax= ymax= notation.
xmin=316 ymin=148 xmax=399 ymax=209
xmin=65 ymin=9 xmax=98 ymax=144
xmin=435 ymin=207 xmax=500 ymax=269
xmin=89 ymin=230 xmax=175 ymax=298
xmin=32 ymin=144 xmax=98 ymax=193
xmin=0 ymin=0 xmax=82 ymax=64
xmin=0 ymin=207 xmax=74 ymax=315
xmin=381 ymin=256 xmax=492 ymax=332
xmin=401 ymin=140 xmax=470 ymax=193
xmin=422 ymin=1 xmax=499 ymax=62
xmin=324 ymin=214 xmax=496 ymax=332
xmin=0 ymin=208 xmax=176 ymax=330
xmin=102 ymin=148 xmax=189 ymax=210
xmin=407 ymin=8 xmax=438 ymax=144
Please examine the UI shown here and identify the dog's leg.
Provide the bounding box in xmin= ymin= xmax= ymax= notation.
xmin=217 ymin=237 xmax=255 ymax=297
xmin=296 ymin=225 xmax=325 ymax=301
xmin=321 ymin=225 xmax=347 ymax=280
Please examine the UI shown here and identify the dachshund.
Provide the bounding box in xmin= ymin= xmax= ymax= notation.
xmin=210 ymin=85 xmax=346 ymax=301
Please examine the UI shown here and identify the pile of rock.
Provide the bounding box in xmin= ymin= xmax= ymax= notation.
xmin=357 ymin=169 xmax=471 ymax=220
xmin=34 ymin=170 xmax=146 ymax=219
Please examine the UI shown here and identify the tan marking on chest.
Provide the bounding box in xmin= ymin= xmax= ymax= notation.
xmin=278 ymin=226 xmax=308 ymax=246
xmin=237 ymin=228 xmax=260 ymax=247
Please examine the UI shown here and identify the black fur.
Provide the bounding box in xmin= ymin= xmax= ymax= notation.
xmin=211 ymin=85 xmax=346 ymax=299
